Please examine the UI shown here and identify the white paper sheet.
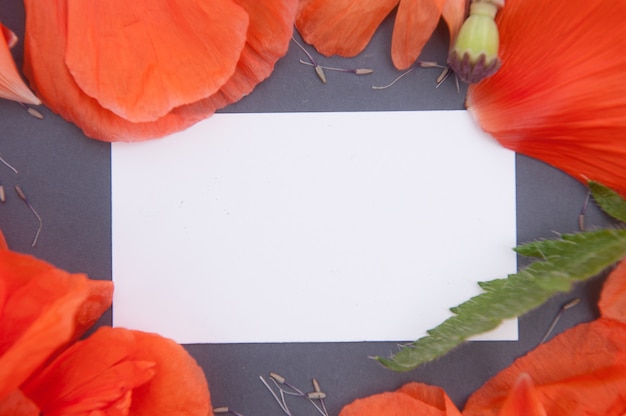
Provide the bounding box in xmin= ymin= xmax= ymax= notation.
xmin=112 ymin=110 xmax=517 ymax=344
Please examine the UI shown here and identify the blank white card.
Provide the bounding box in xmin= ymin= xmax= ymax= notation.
xmin=111 ymin=110 xmax=517 ymax=344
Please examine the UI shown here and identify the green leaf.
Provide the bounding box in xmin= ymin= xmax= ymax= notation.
xmin=375 ymin=227 xmax=626 ymax=372
xmin=589 ymin=181 xmax=626 ymax=223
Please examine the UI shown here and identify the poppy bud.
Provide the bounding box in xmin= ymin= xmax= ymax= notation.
xmin=448 ymin=0 xmax=503 ymax=83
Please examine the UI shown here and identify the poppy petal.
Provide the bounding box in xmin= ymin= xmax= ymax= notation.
xmin=0 ymin=390 xmax=40 ymax=416
xmin=126 ymin=330 xmax=212 ymax=415
xmin=398 ymin=382 xmax=462 ymax=415
xmin=296 ymin=0 xmax=399 ymax=58
xmin=441 ymin=0 xmax=467 ymax=48
xmin=23 ymin=0 xmax=207 ymax=142
xmin=340 ymin=382 xmax=461 ymax=416
xmin=497 ymin=374 xmax=547 ymax=416
xmin=463 ymin=319 xmax=626 ymax=416
xmin=599 ymin=260 xmax=626 ymax=323
xmin=64 ymin=0 xmax=249 ymax=123
xmin=0 ymin=254 xmax=89 ymax=398
xmin=0 ymin=23 xmax=39 ymax=105
xmin=24 ymin=0 xmax=297 ymax=142
xmin=22 ymin=327 xmax=155 ymax=416
xmin=391 ymin=0 xmax=447 ymax=69
xmin=0 ymin=249 xmax=113 ymax=400
xmin=1 ymin=24 xmax=18 ymax=48
xmin=466 ymin=0 xmax=626 ymax=196
xmin=200 ymin=0 xmax=297 ymax=110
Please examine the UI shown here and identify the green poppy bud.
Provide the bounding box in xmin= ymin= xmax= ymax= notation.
xmin=448 ymin=0 xmax=503 ymax=83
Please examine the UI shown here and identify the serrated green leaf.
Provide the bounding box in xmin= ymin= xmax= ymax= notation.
xmin=375 ymin=227 xmax=626 ymax=372
xmin=589 ymin=181 xmax=626 ymax=223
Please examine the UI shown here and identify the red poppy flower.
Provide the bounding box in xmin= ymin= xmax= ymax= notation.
xmin=296 ymin=0 xmax=467 ymax=70
xmin=0 ymin=22 xmax=39 ymax=105
xmin=466 ymin=0 xmax=626 ymax=196
xmin=0 ymin=237 xmax=113 ymax=401
xmin=339 ymin=381 xmax=462 ymax=416
xmin=23 ymin=0 xmax=297 ymax=142
xmin=463 ymin=260 xmax=626 ymax=416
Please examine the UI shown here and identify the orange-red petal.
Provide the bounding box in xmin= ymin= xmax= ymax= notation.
xmin=441 ymin=0 xmax=468 ymax=48
xmin=22 ymin=327 xmax=155 ymax=416
xmin=127 ymin=330 xmax=211 ymax=416
xmin=497 ymin=374 xmax=546 ymax=416
xmin=24 ymin=0 xmax=296 ymax=142
xmin=463 ymin=319 xmax=626 ymax=416
xmin=296 ymin=0 xmax=399 ymax=58
xmin=340 ymin=382 xmax=461 ymax=416
xmin=0 ymin=390 xmax=40 ymax=416
xmin=599 ymin=260 xmax=626 ymax=324
xmin=466 ymin=0 xmax=626 ymax=196
xmin=391 ymin=0 xmax=447 ymax=69
xmin=64 ymin=0 xmax=249 ymax=123
xmin=200 ymin=0 xmax=298 ymax=111
xmin=0 ymin=248 xmax=113 ymax=400
xmin=0 ymin=22 xmax=39 ymax=105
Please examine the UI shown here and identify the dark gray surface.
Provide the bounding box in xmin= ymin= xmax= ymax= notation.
xmin=0 ymin=2 xmax=615 ymax=413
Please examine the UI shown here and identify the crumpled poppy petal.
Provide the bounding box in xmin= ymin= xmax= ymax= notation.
xmin=340 ymin=382 xmax=461 ymax=416
xmin=0 ymin=22 xmax=39 ymax=105
xmin=23 ymin=0 xmax=203 ymax=141
xmin=201 ymin=0 xmax=297 ymax=110
xmin=0 ymin=390 xmax=40 ymax=416
xmin=296 ymin=0 xmax=399 ymax=58
xmin=126 ymin=330 xmax=211 ymax=416
xmin=497 ymin=374 xmax=546 ymax=416
xmin=466 ymin=0 xmax=626 ymax=196
xmin=0 ymin=247 xmax=113 ymax=400
xmin=24 ymin=0 xmax=297 ymax=142
xmin=64 ymin=0 xmax=249 ymax=123
xmin=397 ymin=382 xmax=462 ymax=416
xmin=22 ymin=327 xmax=155 ymax=416
xmin=0 ymin=254 xmax=89 ymax=399
xmin=599 ymin=260 xmax=626 ymax=324
xmin=441 ymin=0 xmax=467 ymax=48
xmin=463 ymin=319 xmax=626 ymax=416
xmin=391 ymin=0 xmax=447 ymax=69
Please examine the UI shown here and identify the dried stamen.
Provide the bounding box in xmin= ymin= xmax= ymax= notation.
xmin=311 ymin=378 xmax=328 ymax=416
xmin=578 ymin=191 xmax=592 ymax=231
xmin=299 ymin=60 xmax=374 ymax=76
xmin=260 ymin=375 xmax=292 ymax=415
xmin=213 ymin=407 xmax=244 ymax=416
xmin=372 ymin=61 xmax=446 ymax=90
xmin=19 ymin=102 xmax=44 ymax=119
xmin=0 ymin=154 xmax=18 ymax=174
xmin=540 ymin=298 xmax=580 ymax=344
xmin=0 ymin=184 xmax=5 ymax=202
xmin=15 ymin=185 xmax=43 ymax=247
xmin=261 ymin=373 xmax=329 ymax=416
xmin=291 ymin=36 xmax=327 ymax=84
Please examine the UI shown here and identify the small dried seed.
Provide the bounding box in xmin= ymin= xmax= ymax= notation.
xmin=213 ymin=407 xmax=230 ymax=414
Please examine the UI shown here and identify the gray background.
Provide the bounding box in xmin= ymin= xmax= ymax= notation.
xmin=0 ymin=2 xmax=614 ymax=414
